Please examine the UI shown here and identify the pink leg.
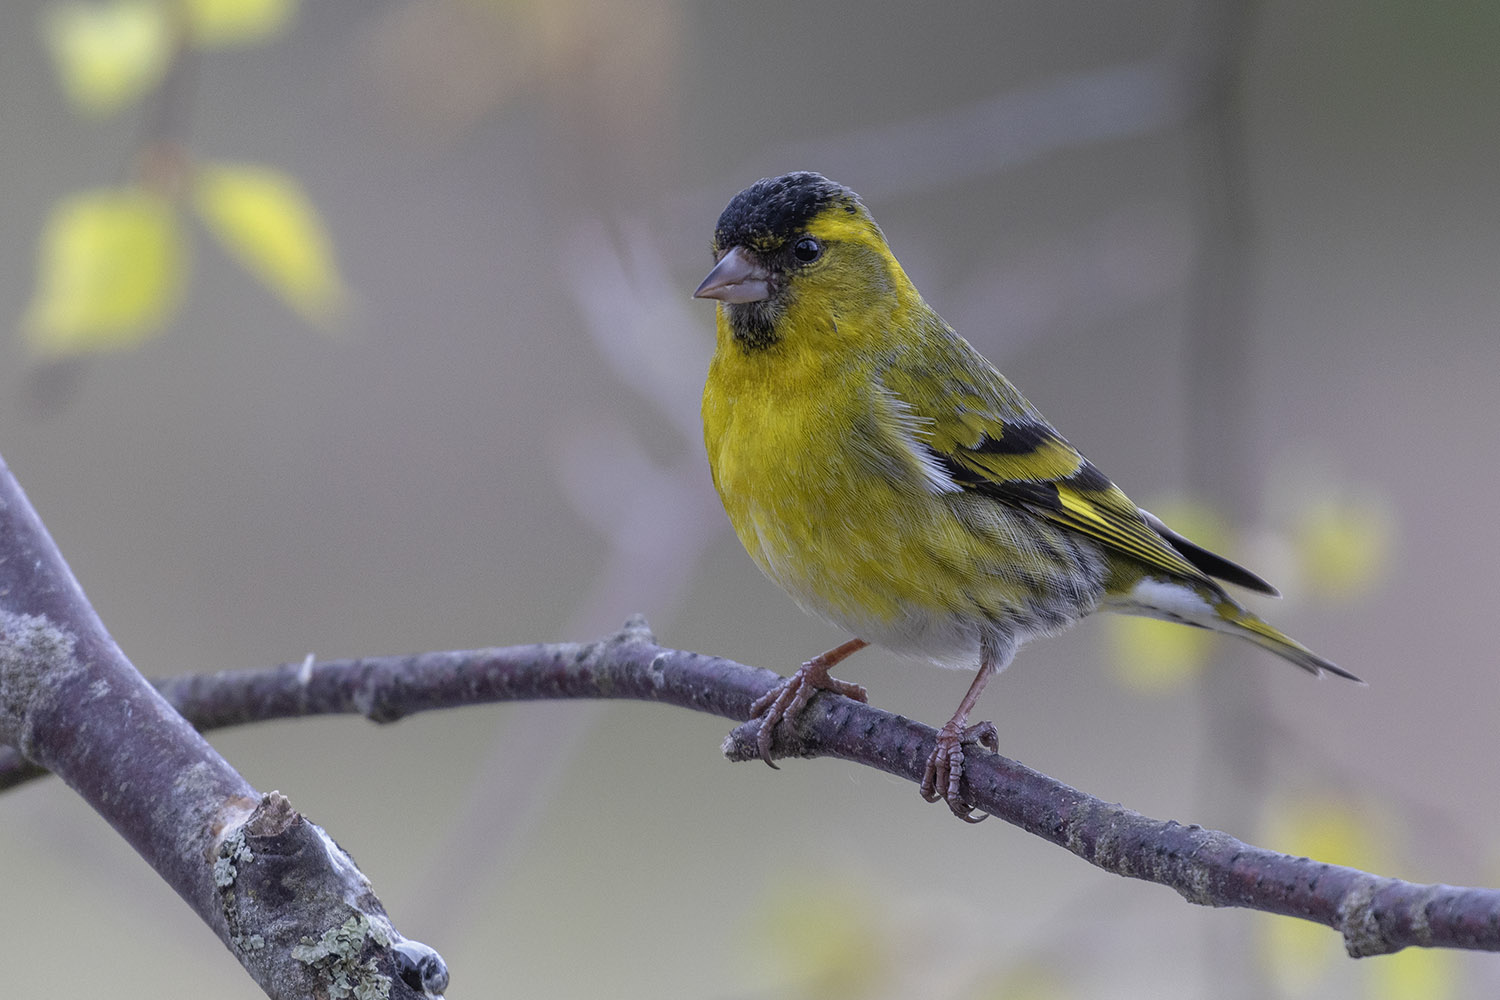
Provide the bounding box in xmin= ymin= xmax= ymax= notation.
xmin=920 ymin=653 xmax=1002 ymax=822
xmin=749 ymin=638 xmax=870 ymax=766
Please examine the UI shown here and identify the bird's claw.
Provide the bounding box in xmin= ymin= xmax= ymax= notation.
xmin=920 ymin=720 xmax=998 ymax=822
xmin=749 ymin=659 xmax=868 ymax=767
xmin=968 ymin=720 xmax=999 ymax=752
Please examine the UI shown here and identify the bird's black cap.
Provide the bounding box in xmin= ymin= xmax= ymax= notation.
xmin=713 ymin=172 xmax=859 ymax=252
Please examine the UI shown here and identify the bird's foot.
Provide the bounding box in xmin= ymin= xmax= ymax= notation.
xmin=920 ymin=719 xmax=999 ymax=822
xmin=749 ymin=650 xmax=868 ymax=767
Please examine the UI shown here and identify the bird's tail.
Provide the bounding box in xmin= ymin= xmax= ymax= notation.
xmin=1210 ymin=601 xmax=1363 ymax=683
xmin=1110 ymin=577 xmax=1363 ymax=683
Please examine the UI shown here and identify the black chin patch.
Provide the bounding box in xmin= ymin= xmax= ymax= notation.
xmin=726 ymin=300 xmax=781 ymax=350
xmin=714 ymin=172 xmax=855 ymax=251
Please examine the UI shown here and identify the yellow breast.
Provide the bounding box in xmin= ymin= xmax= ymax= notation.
xmin=701 ymin=312 xmax=1039 ymax=659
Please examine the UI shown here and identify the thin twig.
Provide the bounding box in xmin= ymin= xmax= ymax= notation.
xmin=3 ymin=612 xmax=1493 ymax=959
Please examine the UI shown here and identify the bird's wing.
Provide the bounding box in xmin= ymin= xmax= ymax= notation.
xmin=881 ymin=340 xmax=1275 ymax=593
xmin=930 ymin=414 xmax=1209 ymax=581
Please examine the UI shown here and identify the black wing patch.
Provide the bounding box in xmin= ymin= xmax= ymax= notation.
xmin=1140 ymin=509 xmax=1280 ymax=596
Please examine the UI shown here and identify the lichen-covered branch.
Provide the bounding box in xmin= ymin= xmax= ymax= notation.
xmin=3 ymin=602 xmax=1494 ymax=959
xmin=0 ymin=454 xmax=446 ymax=1000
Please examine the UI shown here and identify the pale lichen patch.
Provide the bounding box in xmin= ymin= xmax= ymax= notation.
xmin=0 ymin=611 xmax=79 ymax=756
xmin=292 ymin=913 xmax=393 ymax=1000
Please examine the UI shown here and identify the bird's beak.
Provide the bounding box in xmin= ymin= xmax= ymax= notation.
xmin=693 ymin=246 xmax=771 ymax=304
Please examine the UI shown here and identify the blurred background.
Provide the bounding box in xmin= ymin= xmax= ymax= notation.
xmin=1 ymin=0 xmax=1497 ymax=997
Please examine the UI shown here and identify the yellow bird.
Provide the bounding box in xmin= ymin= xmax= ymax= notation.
xmin=695 ymin=172 xmax=1358 ymax=820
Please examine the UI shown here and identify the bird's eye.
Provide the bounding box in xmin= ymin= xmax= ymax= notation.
xmin=792 ymin=237 xmax=822 ymax=263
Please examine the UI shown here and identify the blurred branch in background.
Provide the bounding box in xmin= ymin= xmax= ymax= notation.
xmin=941 ymin=199 xmax=1196 ymax=360
xmin=665 ymin=56 xmax=1199 ymax=234
xmin=3 ymin=610 xmax=1497 ymax=961
xmin=1179 ymin=0 xmax=1274 ymax=994
xmin=399 ymin=223 xmax=724 ymax=939
xmin=1183 ymin=0 xmax=1259 ymax=729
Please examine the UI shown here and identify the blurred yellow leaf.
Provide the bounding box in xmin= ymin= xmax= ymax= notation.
xmin=968 ymin=960 xmax=1072 ymax=1000
xmin=746 ymin=875 xmax=889 ymax=1000
xmin=42 ymin=0 xmax=172 ymax=115
xmin=1267 ymin=798 xmax=1382 ymax=871
xmin=192 ymin=162 xmax=347 ymax=327
xmin=1107 ymin=498 xmax=1227 ymax=692
xmin=1291 ymin=494 xmax=1395 ymax=599
xmin=1260 ymin=797 xmax=1385 ymax=994
xmin=180 ymin=0 xmax=294 ymax=46
xmin=1368 ymin=946 xmax=1457 ymax=1000
xmin=1260 ymin=791 xmax=1457 ymax=999
xmin=1108 ymin=615 xmax=1213 ymax=692
xmin=23 ymin=187 xmax=185 ymax=356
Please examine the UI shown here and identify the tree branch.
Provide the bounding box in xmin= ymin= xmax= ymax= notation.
xmin=3 ymin=610 xmax=1492 ymax=959
xmin=0 ymin=454 xmax=446 ymax=1000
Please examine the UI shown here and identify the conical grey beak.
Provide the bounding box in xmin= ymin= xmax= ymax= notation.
xmin=693 ymin=246 xmax=772 ymax=304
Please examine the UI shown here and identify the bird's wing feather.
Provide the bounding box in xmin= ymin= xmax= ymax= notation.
xmin=936 ymin=424 xmax=1209 ymax=581
xmin=1139 ymin=509 xmax=1279 ymax=595
xmin=881 ymin=336 xmax=1217 ymax=585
